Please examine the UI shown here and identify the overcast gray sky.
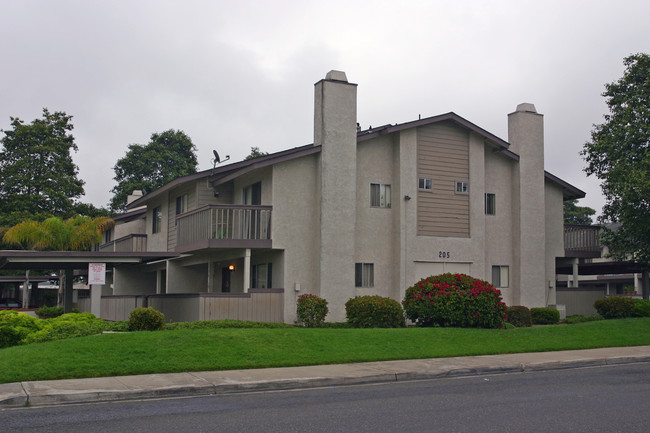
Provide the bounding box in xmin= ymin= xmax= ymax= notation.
xmin=1 ymin=0 xmax=649 ymax=214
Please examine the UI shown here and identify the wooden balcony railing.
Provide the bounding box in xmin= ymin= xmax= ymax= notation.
xmin=176 ymin=205 xmax=272 ymax=251
xmin=564 ymin=225 xmax=602 ymax=258
xmin=98 ymin=234 xmax=147 ymax=253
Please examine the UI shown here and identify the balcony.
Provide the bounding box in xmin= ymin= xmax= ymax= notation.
xmin=176 ymin=205 xmax=272 ymax=252
xmin=564 ymin=225 xmax=602 ymax=258
xmin=99 ymin=234 xmax=147 ymax=253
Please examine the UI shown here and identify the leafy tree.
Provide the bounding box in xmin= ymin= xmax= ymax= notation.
xmin=0 ymin=109 xmax=85 ymax=226
xmin=110 ymin=130 xmax=198 ymax=211
xmin=244 ymin=146 xmax=268 ymax=160
xmin=582 ymin=53 xmax=650 ymax=264
xmin=563 ymin=199 xmax=596 ymax=225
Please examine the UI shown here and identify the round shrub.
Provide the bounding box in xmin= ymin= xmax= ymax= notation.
xmin=345 ymin=295 xmax=405 ymax=328
xmin=633 ymin=299 xmax=650 ymax=317
xmin=402 ymin=273 xmax=507 ymax=328
xmin=594 ymin=296 xmax=635 ymax=319
xmin=506 ymin=306 xmax=532 ymax=327
xmin=530 ymin=307 xmax=560 ymax=325
xmin=296 ymin=294 xmax=328 ymax=327
xmin=22 ymin=312 xmax=106 ymax=344
xmin=128 ymin=307 xmax=165 ymax=331
xmin=0 ymin=310 xmax=43 ymax=348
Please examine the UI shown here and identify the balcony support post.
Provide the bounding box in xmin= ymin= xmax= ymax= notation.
xmin=572 ymin=258 xmax=579 ymax=288
xmin=243 ymin=248 xmax=251 ymax=293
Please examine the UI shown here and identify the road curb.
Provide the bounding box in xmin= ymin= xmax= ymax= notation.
xmin=2 ymin=354 xmax=649 ymax=409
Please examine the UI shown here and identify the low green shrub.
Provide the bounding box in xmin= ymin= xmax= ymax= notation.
xmin=345 ymin=296 xmax=405 ymax=328
xmin=403 ymin=273 xmax=507 ymax=328
xmin=35 ymin=306 xmax=64 ymax=318
xmin=564 ymin=314 xmax=604 ymax=324
xmin=594 ymin=296 xmax=635 ymax=319
xmin=531 ymin=307 xmax=560 ymax=325
xmin=0 ymin=310 xmax=43 ymax=348
xmin=165 ymin=320 xmax=293 ymax=330
xmin=633 ymin=299 xmax=650 ymax=317
xmin=506 ymin=306 xmax=532 ymax=327
xmin=128 ymin=307 xmax=165 ymax=331
xmin=23 ymin=313 xmax=106 ymax=344
xmin=102 ymin=320 xmax=130 ymax=332
xmin=296 ymin=294 xmax=328 ymax=327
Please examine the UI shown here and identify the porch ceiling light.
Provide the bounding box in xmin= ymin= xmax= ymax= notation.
xmin=229 ymin=265 xmax=235 ymax=271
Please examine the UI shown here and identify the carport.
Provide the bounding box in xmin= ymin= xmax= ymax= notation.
xmin=0 ymin=250 xmax=178 ymax=315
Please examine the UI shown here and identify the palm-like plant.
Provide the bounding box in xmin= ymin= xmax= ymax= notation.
xmin=3 ymin=216 xmax=114 ymax=251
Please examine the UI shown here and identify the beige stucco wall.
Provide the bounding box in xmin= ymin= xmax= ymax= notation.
xmin=114 ymin=217 xmax=146 ymax=239
xmin=146 ymin=195 xmax=169 ymax=252
xmin=271 ymin=155 xmax=320 ymax=323
xmin=545 ymin=181 xmax=565 ymax=306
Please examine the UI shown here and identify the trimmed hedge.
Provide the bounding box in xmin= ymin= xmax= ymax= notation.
xmin=22 ymin=313 xmax=106 ymax=344
xmin=165 ymin=320 xmax=293 ymax=330
xmin=594 ymin=296 xmax=635 ymax=319
xmin=0 ymin=310 xmax=43 ymax=348
xmin=297 ymin=294 xmax=328 ymax=327
xmin=506 ymin=306 xmax=532 ymax=327
xmin=128 ymin=307 xmax=165 ymax=331
xmin=345 ymin=296 xmax=405 ymax=328
xmin=633 ymin=299 xmax=650 ymax=317
xmin=564 ymin=314 xmax=604 ymax=324
xmin=531 ymin=307 xmax=560 ymax=325
xmin=402 ymin=273 xmax=507 ymax=328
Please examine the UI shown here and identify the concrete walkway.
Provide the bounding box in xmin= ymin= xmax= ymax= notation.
xmin=2 ymin=346 xmax=649 ymax=408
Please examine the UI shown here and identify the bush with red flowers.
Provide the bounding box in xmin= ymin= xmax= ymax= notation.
xmin=402 ymin=273 xmax=507 ymax=328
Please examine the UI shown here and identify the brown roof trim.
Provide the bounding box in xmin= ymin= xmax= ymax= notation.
xmin=544 ymin=171 xmax=586 ymax=200
xmin=356 ymin=112 xmax=518 ymax=161
xmin=113 ymin=207 xmax=146 ymax=222
xmin=126 ymin=144 xmax=318 ymax=209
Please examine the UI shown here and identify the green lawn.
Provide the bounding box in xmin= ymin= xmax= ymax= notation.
xmin=1 ymin=317 xmax=649 ymax=384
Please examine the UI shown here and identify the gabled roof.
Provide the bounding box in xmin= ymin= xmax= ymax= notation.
xmin=357 ymin=112 xmax=519 ymax=161
xmin=127 ymin=111 xmax=583 ymax=207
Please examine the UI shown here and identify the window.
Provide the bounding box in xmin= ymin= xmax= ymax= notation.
xmin=455 ymin=181 xmax=469 ymax=194
xmin=418 ymin=178 xmax=432 ymax=190
xmin=370 ymin=183 xmax=391 ymax=208
xmin=492 ymin=265 xmax=509 ymax=288
xmin=251 ymin=263 xmax=272 ymax=289
xmin=152 ymin=206 xmax=162 ymax=234
xmin=175 ymin=194 xmax=188 ymax=215
xmin=355 ymin=263 xmax=374 ymax=287
xmin=104 ymin=227 xmax=113 ymax=243
xmin=485 ymin=193 xmax=496 ymax=215
xmin=243 ymin=182 xmax=262 ymax=205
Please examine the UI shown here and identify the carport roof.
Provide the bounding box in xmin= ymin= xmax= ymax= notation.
xmin=0 ymin=250 xmax=178 ymax=270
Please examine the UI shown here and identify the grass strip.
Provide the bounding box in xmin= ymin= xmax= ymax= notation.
xmin=1 ymin=317 xmax=649 ymax=384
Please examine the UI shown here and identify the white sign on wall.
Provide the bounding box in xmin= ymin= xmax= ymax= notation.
xmin=88 ymin=263 xmax=106 ymax=285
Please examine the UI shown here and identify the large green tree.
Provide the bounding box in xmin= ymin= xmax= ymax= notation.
xmin=563 ymin=199 xmax=596 ymax=225
xmin=582 ymin=53 xmax=650 ymax=264
xmin=0 ymin=109 xmax=85 ymax=226
xmin=110 ymin=129 xmax=198 ymax=211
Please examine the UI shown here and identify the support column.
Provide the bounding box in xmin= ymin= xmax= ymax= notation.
xmin=64 ymin=268 xmax=74 ymax=313
xmin=90 ymin=284 xmax=102 ymax=317
xmin=572 ymin=259 xmax=579 ymax=288
xmin=642 ymin=269 xmax=649 ymax=301
xmin=243 ymin=248 xmax=251 ymax=293
xmin=207 ymin=261 xmax=214 ymax=293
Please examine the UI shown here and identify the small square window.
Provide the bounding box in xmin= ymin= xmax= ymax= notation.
xmin=370 ymin=183 xmax=391 ymax=208
xmin=485 ymin=193 xmax=496 ymax=215
xmin=355 ymin=263 xmax=374 ymax=287
xmin=175 ymin=194 xmax=188 ymax=215
xmin=456 ymin=181 xmax=469 ymax=194
xmin=492 ymin=265 xmax=509 ymax=288
xmin=418 ymin=178 xmax=432 ymax=190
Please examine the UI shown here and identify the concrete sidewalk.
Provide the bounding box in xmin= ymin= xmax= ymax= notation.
xmin=2 ymin=346 xmax=649 ymax=409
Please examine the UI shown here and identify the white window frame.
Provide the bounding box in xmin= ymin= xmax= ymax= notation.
xmin=418 ymin=177 xmax=432 ymax=191
xmin=492 ymin=265 xmax=509 ymax=288
xmin=355 ymin=263 xmax=374 ymax=287
xmin=485 ymin=193 xmax=496 ymax=215
xmin=370 ymin=183 xmax=391 ymax=208
xmin=455 ymin=181 xmax=469 ymax=194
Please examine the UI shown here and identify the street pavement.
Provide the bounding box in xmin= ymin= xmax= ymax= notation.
xmin=1 ymin=345 xmax=649 ymax=409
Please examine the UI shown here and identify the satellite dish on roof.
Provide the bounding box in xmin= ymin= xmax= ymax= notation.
xmin=212 ymin=149 xmax=230 ymax=169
